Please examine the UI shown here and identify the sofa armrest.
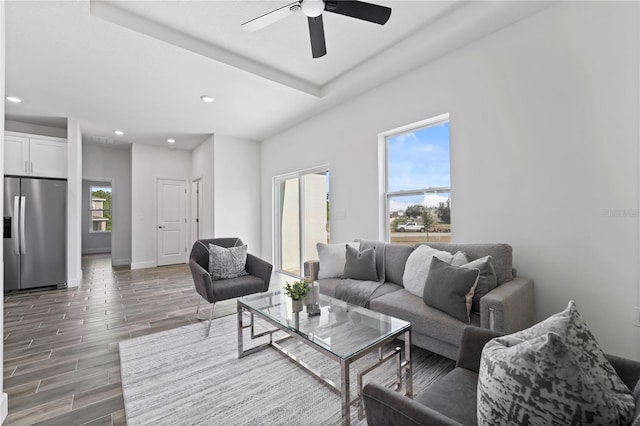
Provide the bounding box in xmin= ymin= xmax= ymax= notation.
xmin=362 ymin=382 xmax=464 ymax=426
xmin=456 ymin=327 xmax=504 ymax=373
xmin=303 ymin=260 xmax=320 ymax=280
xmin=245 ymin=253 xmax=273 ymax=292
xmin=480 ymin=276 xmax=534 ymax=333
xmin=189 ymin=258 xmax=214 ymax=302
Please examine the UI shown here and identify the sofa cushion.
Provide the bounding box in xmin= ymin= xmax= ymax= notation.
xmin=416 ymin=368 xmax=479 ymax=426
xmin=316 ymin=242 xmax=360 ymax=279
xmin=383 ymin=244 xmax=414 ymax=286
xmin=423 ymin=257 xmax=479 ymax=323
xmin=343 ymin=244 xmax=378 ymax=281
xmin=420 ymin=243 xmax=513 ymax=284
xmin=403 ymin=245 xmax=454 ymax=297
xmin=370 ymin=289 xmax=477 ymax=347
xmin=478 ymin=300 xmax=634 ymax=426
xmin=459 ymin=256 xmax=497 ymax=314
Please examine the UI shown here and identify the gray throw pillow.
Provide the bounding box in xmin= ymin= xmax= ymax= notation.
xmin=208 ymin=244 xmax=249 ymax=280
xmin=478 ymin=301 xmax=635 ymax=425
xmin=422 ymin=257 xmax=479 ymax=323
xmin=343 ymin=244 xmax=378 ymax=281
xmin=460 ymin=256 xmax=497 ymax=314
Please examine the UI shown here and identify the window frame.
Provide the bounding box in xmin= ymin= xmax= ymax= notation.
xmin=89 ymin=184 xmax=112 ymax=234
xmin=379 ymin=113 xmax=451 ymax=242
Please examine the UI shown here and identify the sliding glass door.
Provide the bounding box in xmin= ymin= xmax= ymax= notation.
xmin=275 ymin=167 xmax=329 ymax=277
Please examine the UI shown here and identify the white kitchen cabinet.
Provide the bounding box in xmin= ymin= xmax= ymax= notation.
xmin=30 ymin=138 xmax=67 ymax=178
xmin=4 ymin=135 xmax=30 ymax=175
xmin=3 ymin=132 xmax=67 ymax=178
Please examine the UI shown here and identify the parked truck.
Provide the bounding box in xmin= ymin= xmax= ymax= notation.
xmin=395 ymin=221 xmax=425 ymax=232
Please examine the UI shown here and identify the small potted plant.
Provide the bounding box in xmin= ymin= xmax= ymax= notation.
xmin=283 ymin=280 xmax=309 ymax=313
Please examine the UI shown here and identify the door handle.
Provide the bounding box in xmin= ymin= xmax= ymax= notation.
xmin=30 ymin=162 xmax=33 ymax=175
xmin=158 ymin=225 xmax=165 ymax=229
xmin=12 ymin=196 xmax=19 ymax=254
xmin=20 ymin=196 xmax=26 ymax=254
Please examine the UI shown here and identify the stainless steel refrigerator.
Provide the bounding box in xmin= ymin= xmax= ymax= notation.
xmin=3 ymin=177 xmax=67 ymax=291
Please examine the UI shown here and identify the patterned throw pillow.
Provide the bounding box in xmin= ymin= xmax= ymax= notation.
xmin=478 ymin=300 xmax=634 ymax=426
xmin=208 ymin=244 xmax=249 ymax=280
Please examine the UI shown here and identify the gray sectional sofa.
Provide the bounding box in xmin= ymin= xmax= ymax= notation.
xmin=305 ymin=240 xmax=534 ymax=360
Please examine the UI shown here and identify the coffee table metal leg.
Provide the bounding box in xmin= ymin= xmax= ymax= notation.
xmin=237 ymin=306 xmax=244 ymax=358
xmin=404 ymin=330 xmax=413 ymax=398
xmin=341 ymin=360 xmax=350 ymax=426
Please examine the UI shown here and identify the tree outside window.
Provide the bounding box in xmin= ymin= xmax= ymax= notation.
xmin=90 ymin=186 xmax=112 ymax=232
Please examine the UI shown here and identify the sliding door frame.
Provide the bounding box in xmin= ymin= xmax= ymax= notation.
xmin=273 ymin=164 xmax=329 ymax=277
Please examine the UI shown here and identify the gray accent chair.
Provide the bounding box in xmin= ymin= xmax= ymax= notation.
xmin=189 ymin=238 xmax=273 ymax=337
xmin=363 ymin=327 xmax=640 ymax=426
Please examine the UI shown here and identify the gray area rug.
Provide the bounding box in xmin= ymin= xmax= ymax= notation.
xmin=119 ymin=313 xmax=454 ymax=425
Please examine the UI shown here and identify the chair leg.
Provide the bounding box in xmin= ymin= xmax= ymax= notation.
xmin=195 ymin=297 xmax=201 ymax=317
xmin=206 ymin=303 xmax=215 ymax=337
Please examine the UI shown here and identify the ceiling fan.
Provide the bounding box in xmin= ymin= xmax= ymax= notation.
xmin=241 ymin=0 xmax=392 ymax=59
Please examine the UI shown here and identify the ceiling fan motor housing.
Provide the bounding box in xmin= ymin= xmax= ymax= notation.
xmin=301 ymin=0 xmax=325 ymax=17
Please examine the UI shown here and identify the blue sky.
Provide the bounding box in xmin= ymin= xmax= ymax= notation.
xmin=388 ymin=121 xmax=450 ymax=211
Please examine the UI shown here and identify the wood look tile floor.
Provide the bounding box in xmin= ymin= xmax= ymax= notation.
xmin=3 ymin=254 xmax=245 ymax=425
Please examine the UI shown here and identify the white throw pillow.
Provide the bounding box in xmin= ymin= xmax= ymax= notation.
xmin=402 ymin=245 xmax=454 ymax=297
xmin=316 ymin=242 xmax=360 ymax=279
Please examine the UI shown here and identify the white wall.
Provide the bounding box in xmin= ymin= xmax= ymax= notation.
xmin=5 ymin=120 xmax=66 ymax=139
xmin=214 ymin=134 xmax=261 ymax=255
xmin=82 ymin=144 xmax=132 ymax=265
xmin=261 ymin=2 xmax=640 ymax=359
xmin=66 ymin=118 xmax=82 ymax=287
xmin=191 ymin=135 xmax=215 ymax=241
xmin=131 ymin=143 xmax=191 ymax=269
xmin=0 ymin=2 xmax=8 ymax=421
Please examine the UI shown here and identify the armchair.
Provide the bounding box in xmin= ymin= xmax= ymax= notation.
xmin=189 ymin=238 xmax=272 ymax=337
xmin=363 ymin=327 xmax=640 ymax=425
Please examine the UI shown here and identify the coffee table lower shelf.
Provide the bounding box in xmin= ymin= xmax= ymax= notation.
xmin=237 ymin=306 xmax=413 ymax=426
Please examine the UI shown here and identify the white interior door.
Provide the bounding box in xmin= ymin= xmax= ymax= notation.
xmin=157 ymin=179 xmax=187 ymax=266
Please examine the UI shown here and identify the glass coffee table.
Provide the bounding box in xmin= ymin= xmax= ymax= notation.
xmin=237 ymin=289 xmax=412 ymax=426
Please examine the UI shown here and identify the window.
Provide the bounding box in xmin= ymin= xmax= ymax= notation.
xmin=384 ymin=114 xmax=450 ymax=245
xmin=90 ymin=185 xmax=112 ymax=232
xmin=275 ymin=167 xmax=330 ymax=277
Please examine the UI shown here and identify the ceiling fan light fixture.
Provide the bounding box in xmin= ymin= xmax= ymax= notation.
xmin=301 ymin=0 xmax=325 ymax=17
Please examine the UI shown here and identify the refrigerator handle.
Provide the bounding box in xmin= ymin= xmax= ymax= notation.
xmin=12 ymin=196 xmax=20 ymax=254
xmin=20 ymin=196 xmax=26 ymax=255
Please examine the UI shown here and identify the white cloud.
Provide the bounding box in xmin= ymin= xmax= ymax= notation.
xmin=423 ymin=193 xmax=449 ymax=208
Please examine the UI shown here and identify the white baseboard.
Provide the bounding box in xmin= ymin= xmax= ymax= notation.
xmin=112 ymin=258 xmax=131 ymax=267
xmin=131 ymin=261 xmax=156 ymax=270
xmin=0 ymin=392 xmax=7 ymax=423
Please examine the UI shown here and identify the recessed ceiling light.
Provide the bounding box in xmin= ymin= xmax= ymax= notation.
xmin=114 ymin=130 xmax=124 ymax=136
xmin=200 ymin=95 xmax=214 ymax=103
xmin=6 ymin=96 xmax=22 ymax=103
xmin=167 ymin=139 xmax=176 ymax=144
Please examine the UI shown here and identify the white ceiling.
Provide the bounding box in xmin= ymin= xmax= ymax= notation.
xmin=4 ymin=0 xmax=553 ymax=150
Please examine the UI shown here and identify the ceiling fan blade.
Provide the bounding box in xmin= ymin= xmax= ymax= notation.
xmin=324 ymin=0 xmax=391 ymax=25
xmin=242 ymin=1 xmax=301 ymax=32
xmin=308 ymin=15 xmax=327 ymax=58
